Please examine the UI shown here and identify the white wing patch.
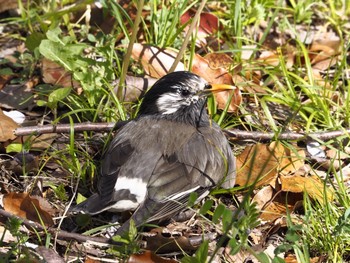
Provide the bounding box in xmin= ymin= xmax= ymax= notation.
xmin=109 ymin=200 xmax=140 ymax=211
xmin=114 ymin=177 xmax=147 ymax=205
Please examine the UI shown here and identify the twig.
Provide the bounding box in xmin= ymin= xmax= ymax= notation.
xmin=0 ymin=208 xmax=109 ymax=244
xmin=14 ymin=121 xmax=128 ymax=136
xmin=14 ymin=122 xmax=350 ymax=142
xmin=224 ymin=129 xmax=350 ymax=141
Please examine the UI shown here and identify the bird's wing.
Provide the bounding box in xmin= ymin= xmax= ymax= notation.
xmin=125 ymin=128 xmax=235 ymax=228
xmin=73 ymin=120 xmax=163 ymax=215
xmin=70 ymin=139 xmax=137 ymax=215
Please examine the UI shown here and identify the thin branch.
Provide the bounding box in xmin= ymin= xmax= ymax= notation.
xmin=224 ymin=129 xmax=350 ymax=141
xmin=14 ymin=122 xmax=350 ymax=142
xmin=0 ymin=208 xmax=109 ymax=244
xmin=0 ymin=208 xmax=216 ymax=251
xmin=14 ymin=121 xmax=128 ymax=136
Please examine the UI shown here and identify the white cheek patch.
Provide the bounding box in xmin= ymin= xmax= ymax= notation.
xmin=114 ymin=177 xmax=148 ymax=204
xmin=156 ymin=93 xmax=183 ymax=115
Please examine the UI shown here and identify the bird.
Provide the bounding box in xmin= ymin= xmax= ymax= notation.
xmin=71 ymin=71 xmax=236 ymax=236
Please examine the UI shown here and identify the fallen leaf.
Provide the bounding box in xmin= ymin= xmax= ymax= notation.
xmin=0 ymin=78 xmax=38 ymax=110
xmin=35 ymin=246 xmax=65 ymax=263
xmin=0 ymin=0 xmax=19 ymax=13
xmin=113 ymin=75 xmax=157 ymax=102
xmin=236 ymin=143 xmax=279 ymax=187
xmin=0 ymin=109 xmax=18 ymax=142
xmin=180 ymin=9 xmax=219 ymax=36
xmin=85 ymin=257 xmax=102 ymax=263
xmin=280 ymin=175 xmax=333 ymax=204
xmin=41 ymin=58 xmax=81 ymax=91
xmin=0 ymin=225 xmax=16 ymax=243
xmin=259 ymin=200 xmax=294 ymax=222
xmin=0 ymin=74 xmax=13 ymax=90
xmin=309 ymin=33 xmax=341 ymax=64
xmin=277 ymin=143 xmax=305 ymax=176
xmin=252 ymin=185 xmax=274 ymax=210
xmin=180 ymin=9 xmax=219 ymax=45
xmin=2 ymin=192 xmax=54 ymax=226
xmin=128 ymin=250 xmax=178 ymax=263
xmin=192 ymin=53 xmax=234 ymax=85
xmin=131 ymin=43 xmax=184 ymax=78
xmin=145 ymin=228 xmax=196 ymax=253
xmin=3 ymin=152 xmax=39 ymax=174
xmin=192 ymin=54 xmax=242 ymax=112
xmin=237 ymin=142 xmax=306 ymax=187
xmin=28 ymin=133 xmax=57 ymax=150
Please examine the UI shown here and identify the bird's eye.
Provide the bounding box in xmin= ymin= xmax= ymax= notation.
xmin=180 ymin=89 xmax=191 ymax=97
xmin=205 ymin=84 xmax=212 ymax=90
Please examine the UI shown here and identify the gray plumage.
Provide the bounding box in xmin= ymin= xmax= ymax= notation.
xmin=72 ymin=71 xmax=236 ymax=235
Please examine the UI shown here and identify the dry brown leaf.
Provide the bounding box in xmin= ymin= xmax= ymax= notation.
xmin=259 ymin=191 xmax=303 ymax=222
xmin=113 ymin=75 xmax=157 ymax=102
xmin=35 ymin=246 xmax=65 ymax=263
xmin=258 ymin=50 xmax=280 ymax=66
xmin=224 ymin=247 xmax=256 ymax=262
xmin=309 ymin=37 xmax=341 ymax=64
xmin=131 ymin=43 xmax=184 ymax=78
xmin=260 ymin=201 xmax=294 ymax=222
xmin=0 ymin=109 xmax=18 ymax=142
xmin=145 ymin=228 xmax=196 ymax=253
xmin=180 ymin=9 xmax=219 ymax=36
xmin=85 ymin=257 xmax=102 ymax=263
xmin=192 ymin=54 xmax=233 ymax=84
xmin=312 ymin=56 xmax=339 ymax=71
xmin=0 ymin=0 xmax=20 ymax=13
xmin=28 ymin=133 xmax=57 ymax=150
xmin=192 ymin=54 xmax=241 ymax=112
xmin=252 ymin=185 xmax=274 ymax=210
xmin=278 ymin=144 xmax=305 ymax=176
xmin=128 ymin=250 xmax=178 ymax=263
xmin=0 ymin=225 xmax=16 ymax=243
xmin=0 ymin=78 xmax=38 ymax=110
xmin=257 ymin=45 xmax=295 ymax=69
xmin=280 ymin=174 xmax=333 ymax=203
xmin=237 ymin=142 xmax=305 ymax=187
xmin=3 ymin=192 xmax=54 ymax=226
xmin=236 ymin=143 xmax=279 ymax=187
xmin=204 ymin=53 xmax=233 ymax=69
xmin=180 ymin=10 xmax=219 ymax=47
xmin=41 ymin=58 xmax=81 ymax=91
xmin=0 ymin=74 xmax=13 ymax=90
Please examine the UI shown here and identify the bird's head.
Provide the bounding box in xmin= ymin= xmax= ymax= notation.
xmin=138 ymin=71 xmax=235 ymax=126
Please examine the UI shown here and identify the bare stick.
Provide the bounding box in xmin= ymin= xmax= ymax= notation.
xmin=14 ymin=122 xmax=350 ymax=142
xmin=14 ymin=121 xmax=128 ymax=136
xmin=0 ymin=208 xmax=109 ymax=244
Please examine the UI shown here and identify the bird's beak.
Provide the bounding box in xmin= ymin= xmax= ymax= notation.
xmin=209 ymin=84 xmax=236 ymax=93
xmin=199 ymin=84 xmax=236 ymax=97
